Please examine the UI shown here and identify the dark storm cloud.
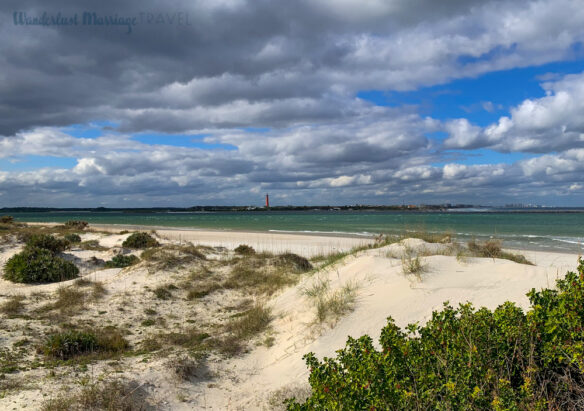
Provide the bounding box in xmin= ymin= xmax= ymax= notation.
xmin=2 ymin=0 xmax=584 ymax=134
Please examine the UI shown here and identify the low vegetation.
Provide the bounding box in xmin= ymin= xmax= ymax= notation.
xmin=400 ymin=247 xmax=427 ymax=277
xmin=3 ymin=247 xmax=79 ymax=283
xmin=41 ymin=379 xmax=149 ymax=411
xmin=25 ymin=234 xmax=70 ymax=253
xmin=104 ymin=254 xmax=140 ymax=268
xmin=0 ymin=295 xmax=25 ymax=316
xmin=64 ymin=233 xmax=82 ymax=244
xmin=235 ymin=244 xmax=255 ymax=255
xmin=141 ymin=244 xmax=205 ymax=270
xmin=303 ymin=277 xmax=358 ymax=324
xmin=42 ymin=328 xmax=129 ymax=360
xmin=63 ymin=220 xmax=89 ymax=230
xmin=468 ymin=239 xmax=533 ymax=265
xmin=287 ymin=259 xmax=584 ymax=410
xmin=122 ymin=232 xmax=159 ymax=249
xmin=79 ymin=239 xmax=107 ymax=251
xmin=0 ymin=215 xmax=15 ymax=224
xmin=227 ymin=303 xmax=272 ymax=339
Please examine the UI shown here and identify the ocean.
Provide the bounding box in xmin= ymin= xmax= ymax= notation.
xmin=7 ymin=210 xmax=584 ymax=253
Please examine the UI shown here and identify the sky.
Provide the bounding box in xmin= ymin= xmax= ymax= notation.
xmin=1 ymin=0 xmax=584 ymax=207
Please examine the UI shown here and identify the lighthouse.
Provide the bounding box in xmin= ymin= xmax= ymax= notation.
xmin=265 ymin=194 xmax=270 ymax=208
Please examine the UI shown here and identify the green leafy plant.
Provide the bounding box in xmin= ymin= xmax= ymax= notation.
xmin=287 ymin=259 xmax=584 ymax=410
xmin=25 ymin=234 xmax=70 ymax=253
xmin=3 ymin=247 xmax=79 ymax=283
xmin=104 ymin=254 xmax=140 ymax=268
xmin=64 ymin=233 xmax=82 ymax=243
xmin=122 ymin=232 xmax=159 ymax=249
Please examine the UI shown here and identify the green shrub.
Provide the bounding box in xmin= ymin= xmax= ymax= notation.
xmin=43 ymin=330 xmax=99 ymax=360
xmin=64 ymin=233 xmax=82 ymax=243
xmin=122 ymin=232 xmax=159 ymax=249
xmin=287 ymin=259 xmax=584 ymax=410
xmin=4 ymin=247 xmax=79 ymax=283
xmin=64 ymin=220 xmax=88 ymax=230
xmin=25 ymin=234 xmax=70 ymax=253
xmin=235 ymin=244 xmax=256 ymax=255
xmin=104 ymin=254 xmax=140 ymax=268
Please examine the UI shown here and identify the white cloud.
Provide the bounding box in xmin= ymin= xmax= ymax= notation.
xmin=444 ymin=71 xmax=584 ymax=152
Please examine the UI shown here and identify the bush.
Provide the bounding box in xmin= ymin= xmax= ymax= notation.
xmin=4 ymin=247 xmax=79 ymax=283
xmin=287 ymin=259 xmax=584 ymax=410
xmin=122 ymin=232 xmax=159 ymax=249
xmin=235 ymin=244 xmax=256 ymax=255
xmin=64 ymin=220 xmax=88 ymax=230
xmin=104 ymin=254 xmax=140 ymax=268
xmin=64 ymin=233 xmax=82 ymax=243
xmin=25 ymin=234 xmax=70 ymax=253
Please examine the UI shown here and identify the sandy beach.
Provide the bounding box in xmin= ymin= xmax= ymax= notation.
xmin=0 ymin=223 xmax=581 ymax=409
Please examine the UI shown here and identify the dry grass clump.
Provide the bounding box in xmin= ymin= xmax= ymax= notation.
xmin=142 ymin=328 xmax=210 ymax=354
xmin=40 ymin=379 xmax=150 ymax=411
xmin=54 ymin=287 xmax=87 ymax=313
xmin=152 ymin=284 xmax=176 ymax=300
xmin=167 ymin=355 xmax=209 ymax=381
xmin=310 ymin=251 xmax=350 ymax=270
xmin=224 ymin=252 xmax=311 ymax=295
xmin=186 ymin=282 xmax=221 ymax=300
xmin=79 ymin=239 xmax=107 ymax=251
xmin=0 ymin=295 xmax=26 ymax=316
xmin=74 ymin=278 xmax=107 ymax=300
xmin=224 ymin=264 xmax=295 ymax=295
xmin=141 ymin=244 xmax=206 ymax=271
xmin=276 ymin=253 xmax=312 ymax=272
xmin=467 ymin=239 xmax=533 ymax=265
xmin=303 ymin=277 xmax=358 ymax=324
xmin=399 ymin=230 xmax=453 ymax=244
xmin=268 ymin=384 xmax=311 ymax=411
xmin=227 ymin=303 xmax=272 ymax=339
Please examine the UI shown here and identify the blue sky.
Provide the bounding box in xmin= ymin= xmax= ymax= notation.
xmin=1 ymin=0 xmax=584 ymax=207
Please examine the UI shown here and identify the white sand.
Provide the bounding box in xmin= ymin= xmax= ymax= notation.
xmin=0 ymin=225 xmax=581 ymax=410
xmin=190 ymin=242 xmax=580 ymax=409
xmin=91 ymin=224 xmax=374 ymax=257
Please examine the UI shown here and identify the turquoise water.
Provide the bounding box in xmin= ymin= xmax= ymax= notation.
xmin=9 ymin=210 xmax=584 ymax=253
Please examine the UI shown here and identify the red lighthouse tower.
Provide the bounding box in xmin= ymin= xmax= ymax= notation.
xmin=265 ymin=194 xmax=270 ymax=208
